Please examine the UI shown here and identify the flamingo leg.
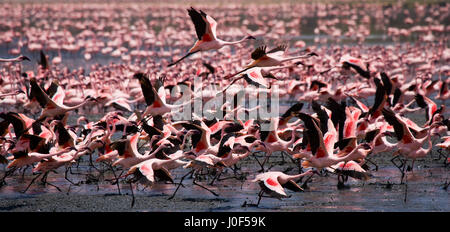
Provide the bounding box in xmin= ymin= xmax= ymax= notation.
xmin=404 ymin=171 xmax=408 ymax=203
xmin=21 ymin=165 xmax=30 ymax=178
xmin=168 ymin=169 xmax=194 ymax=200
xmin=253 ymin=153 xmax=265 ymax=172
xmin=242 ymin=189 xmax=264 ymax=207
xmin=65 ymin=167 xmax=80 ymax=186
xmin=1 ymin=167 xmax=17 ymax=186
xmin=400 ymin=159 xmax=407 ymax=184
xmin=209 ymin=169 xmax=222 ymax=186
xmin=21 ymin=172 xmax=42 ymax=194
xmin=193 ymin=177 xmax=219 ymax=197
xmin=88 ymin=153 xmax=101 ymax=173
xmin=129 ymin=181 xmax=135 ymax=208
xmin=300 ymin=171 xmax=315 ymax=189
xmin=40 ymin=171 xmax=61 ymax=192
xmin=107 ymin=164 xmax=121 ymax=195
xmin=364 ymin=158 xmax=379 ymax=171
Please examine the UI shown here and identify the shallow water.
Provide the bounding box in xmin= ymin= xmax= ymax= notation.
xmin=0 ymin=145 xmax=448 ymax=212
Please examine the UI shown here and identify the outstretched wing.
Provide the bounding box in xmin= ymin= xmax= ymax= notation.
xmin=267 ymin=44 xmax=287 ymax=54
xmin=134 ymin=72 xmax=157 ymax=106
xmin=251 ymin=46 xmax=267 ymax=60
xmin=29 ymin=78 xmax=57 ymax=109
xmin=187 ymin=7 xmax=207 ymax=40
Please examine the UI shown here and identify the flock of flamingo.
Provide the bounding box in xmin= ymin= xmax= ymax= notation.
xmin=0 ymin=2 xmax=449 ymax=208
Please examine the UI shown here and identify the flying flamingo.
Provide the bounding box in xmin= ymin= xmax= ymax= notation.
xmin=29 ymin=78 xmax=97 ymax=121
xmin=228 ymin=45 xmax=317 ymax=78
xmin=167 ymin=7 xmax=256 ymax=67
xmin=247 ymin=169 xmax=314 ymax=207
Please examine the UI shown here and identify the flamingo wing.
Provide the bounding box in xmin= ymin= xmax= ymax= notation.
xmin=282 ymin=180 xmax=304 ymax=192
xmin=251 ymin=46 xmax=267 ymax=60
xmin=138 ymin=161 xmax=155 ymax=183
xmin=154 ymin=167 xmax=174 ymax=183
xmin=141 ymin=121 xmax=163 ymax=138
xmin=280 ymin=102 xmax=304 ymax=122
xmin=128 ymin=133 xmax=140 ymax=157
xmin=262 ymin=176 xmax=287 ymax=197
xmin=0 ymin=112 xmax=27 ymax=138
xmin=266 ymin=44 xmax=287 ymax=56
xmin=415 ymin=94 xmax=437 ymax=123
xmin=38 ymin=50 xmax=49 ymax=69
xmin=45 ymin=81 xmax=59 ymax=98
xmin=311 ymin=101 xmax=329 ymax=134
xmin=244 ymin=69 xmax=269 ymax=88
xmin=369 ymin=78 xmax=387 ymax=117
xmin=342 ymin=61 xmax=370 ymax=79
xmin=55 ymin=121 xmax=74 ymax=148
xmin=346 ymin=94 xmax=369 ymax=113
xmin=380 ymin=72 xmax=393 ymax=96
xmin=134 ymin=72 xmax=156 ymax=106
xmin=382 ymin=108 xmax=414 ymax=143
xmin=363 ymin=129 xmax=380 ymax=144
xmin=298 ymin=113 xmax=326 ymax=158
xmin=392 ymin=88 xmax=402 ymax=106
xmin=333 ymin=161 xmax=370 ymax=180
xmin=200 ymin=10 xmax=218 ymax=40
xmin=187 ymin=7 xmax=207 ymax=40
xmin=30 ymin=78 xmax=58 ymax=109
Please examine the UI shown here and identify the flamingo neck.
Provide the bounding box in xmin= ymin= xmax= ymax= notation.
xmin=281 ymin=54 xmax=311 ymax=63
xmin=64 ymin=99 xmax=90 ymax=111
xmin=221 ymin=36 xmax=248 ymax=46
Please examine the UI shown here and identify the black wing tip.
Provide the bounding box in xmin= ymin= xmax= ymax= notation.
xmin=133 ymin=72 xmax=147 ymax=79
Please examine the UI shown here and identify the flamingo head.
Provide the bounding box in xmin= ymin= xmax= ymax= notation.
xmin=15 ymin=89 xmax=25 ymax=95
xmin=85 ymin=95 xmax=98 ymax=102
xmin=19 ymin=55 xmax=30 ymax=61
xmin=359 ymin=143 xmax=372 ymax=151
xmin=245 ymin=35 xmax=256 ymax=40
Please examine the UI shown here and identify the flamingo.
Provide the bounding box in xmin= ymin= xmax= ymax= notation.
xmin=247 ymin=169 xmax=314 ymax=206
xmin=29 ymin=78 xmax=97 ymax=121
xmin=167 ymin=7 xmax=256 ymax=67
xmin=228 ymin=45 xmax=317 ymax=78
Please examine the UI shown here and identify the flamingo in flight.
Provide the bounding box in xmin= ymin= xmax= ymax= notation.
xmin=228 ymin=44 xmax=317 ymax=78
xmin=29 ymin=78 xmax=97 ymax=121
xmin=167 ymin=7 xmax=256 ymax=67
xmin=247 ymin=169 xmax=314 ymax=207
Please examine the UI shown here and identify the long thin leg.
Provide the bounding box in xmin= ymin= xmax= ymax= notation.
xmin=129 ymin=182 xmax=135 ymax=208
xmin=209 ymin=170 xmax=222 ymax=186
xmin=1 ymin=167 xmax=17 ymax=186
xmin=107 ymin=164 xmax=121 ymax=195
xmin=242 ymin=189 xmax=264 ymax=207
xmin=253 ymin=154 xmax=265 ymax=172
xmin=168 ymin=170 xmax=194 ymax=200
xmin=89 ymin=154 xmax=101 ymax=173
xmin=40 ymin=171 xmax=61 ymax=192
xmin=301 ymin=172 xmax=315 ymax=189
xmin=167 ymin=51 xmax=198 ymax=67
xmin=46 ymin=181 xmax=62 ymax=192
xmin=404 ymin=171 xmax=408 ymax=203
xmin=21 ymin=165 xmax=30 ymax=178
xmin=20 ymin=173 xmax=42 ymax=193
xmin=365 ymin=158 xmax=379 ymax=171
xmin=193 ymin=177 xmax=219 ymax=196
xmin=400 ymin=158 xmax=407 ymax=184
xmin=65 ymin=167 xmax=80 ymax=186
